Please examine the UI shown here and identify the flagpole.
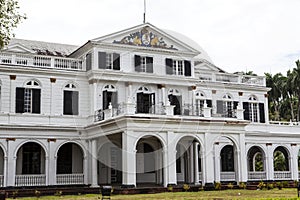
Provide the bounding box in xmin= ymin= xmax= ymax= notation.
xmin=143 ymin=0 xmax=146 ymax=23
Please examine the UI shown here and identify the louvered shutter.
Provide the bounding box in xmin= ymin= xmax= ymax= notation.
xmin=16 ymin=88 xmax=25 ymax=113
xmin=72 ymin=91 xmax=79 ymax=115
xmin=166 ymin=58 xmax=173 ymax=75
xmin=113 ymin=53 xmax=120 ymax=70
xmin=243 ymin=102 xmax=250 ymax=120
xmin=98 ymin=52 xmax=106 ymax=69
xmin=103 ymin=90 xmax=108 ymax=110
xmin=216 ymin=100 xmax=224 ymax=114
xmin=112 ymin=92 xmax=118 ymax=108
xmin=184 ymin=60 xmax=191 ymax=76
xmin=259 ymin=103 xmax=265 ymax=123
xmin=32 ymin=89 xmax=41 ymax=114
xmin=146 ymin=57 xmax=153 ymax=73
xmin=135 ymin=55 xmax=141 ymax=72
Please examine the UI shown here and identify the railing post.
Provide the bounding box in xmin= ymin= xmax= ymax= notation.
xmin=50 ymin=57 xmax=55 ymax=68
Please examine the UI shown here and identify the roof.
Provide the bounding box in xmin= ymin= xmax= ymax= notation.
xmin=6 ymin=38 xmax=79 ymax=57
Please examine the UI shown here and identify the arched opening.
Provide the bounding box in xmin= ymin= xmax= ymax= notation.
xmin=98 ymin=140 xmax=122 ymax=185
xmin=136 ymin=136 xmax=163 ymax=186
xmin=168 ymin=89 xmax=182 ymax=115
xmin=273 ymin=146 xmax=291 ymax=180
xmin=0 ymin=147 xmax=4 ymax=187
xmin=56 ymin=143 xmax=84 ymax=185
xmin=16 ymin=142 xmax=46 ymax=186
xmin=102 ymin=84 xmax=118 ymax=110
xmin=221 ymin=145 xmax=234 ymax=172
xmin=247 ymin=146 xmax=266 ymax=181
xmin=176 ymin=136 xmax=201 ymax=184
xmin=136 ymin=86 xmax=155 ymax=114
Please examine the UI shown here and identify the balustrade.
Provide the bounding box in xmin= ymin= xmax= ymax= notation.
xmin=15 ymin=174 xmax=46 ymax=186
xmin=274 ymin=171 xmax=292 ymax=180
xmin=56 ymin=174 xmax=84 ymax=185
xmin=248 ymin=171 xmax=267 ymax=180
xmin=220 ymin=172 xmax=236 ymax=181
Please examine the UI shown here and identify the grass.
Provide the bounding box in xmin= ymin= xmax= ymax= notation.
xmin=6 ymin=188 xmax=300 ymax=200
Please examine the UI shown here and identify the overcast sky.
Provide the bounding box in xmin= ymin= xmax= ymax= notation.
xmin=14 ymin=0 xmax=300 ymax=75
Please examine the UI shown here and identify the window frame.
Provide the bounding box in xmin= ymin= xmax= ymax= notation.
xmin=63 ymin=83 xmax=79 ymax=115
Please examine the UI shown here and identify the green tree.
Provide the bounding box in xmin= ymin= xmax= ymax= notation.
xmin=274 ymin=151 xmax=287 ymax=171
xmin=288 ymin=60 xmax=300 ymax=121
xmin=0 ymin=0 xmax=26 ymax=49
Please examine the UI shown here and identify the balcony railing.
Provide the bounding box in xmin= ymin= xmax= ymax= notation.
xmin=248 ymin=171 xmax=267 ymax=180
xmin=56 ymin=173 xmax=84 ymax=185
xmin=0 ymin=52 xmax=83 ymax=71
xmin=15 ymin=174 xmax=46 ymax=186
xmin=274 ymin=171 xmax=292 ymax=180
xmin=199 ymin=72 xmax=266 ymax=86
xmin=220 ymin=172 xmax=236 ymax=181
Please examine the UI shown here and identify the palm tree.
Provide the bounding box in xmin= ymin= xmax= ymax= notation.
xmin=287 ymin=60 xmax=300 ymax=121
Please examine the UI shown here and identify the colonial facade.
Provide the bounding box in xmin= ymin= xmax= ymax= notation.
xmin=0 ymin=23 xmax=299 ymax=188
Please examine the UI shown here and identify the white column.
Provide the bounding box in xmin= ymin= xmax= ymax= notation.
xmin=291 ymin=145 xmax=298 ymax=180
xmin=83 ymin=156 xmax=88 ymax=184
xmin=161 ymin=86 xmax=166 ymax=105
xmin=45 ymin=156 xmax=49 ymax=185
xmin=189 ymin=143 xmax=194 ymax=183
xmin=122 ymin=131 xmax=136 ymax=187
xmin=6 ymin=140 xmax=16 ymax=186
xmin=166 ymin=131 xmax=176 ymax=186
xmin=3 ymin=156 xmax=7 ymax=187
xmin=204 ymin=132 xmax=215 ymax=185
xmin=194 ymin=142 xmax=200 ymax=184
xmin=48 ymin=141 xmax=56 ymax=185
xmin=264 ymin=94 xmax=270 ymax=124
xmin=214 ymin=144 xmax=221 ymax=182
xmin=238 ymin=133 xmax=248 ymax=182
xmin=265 ymin=144 xmax=274 ymax=181
xmin=9 ymin=76 xmax=16 ymax=113
xmin=90 ymin=139 xmax=99 ymax=187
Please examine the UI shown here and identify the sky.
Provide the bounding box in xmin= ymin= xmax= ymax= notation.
xmin=14 ymin=0 xmax=300 ymax=75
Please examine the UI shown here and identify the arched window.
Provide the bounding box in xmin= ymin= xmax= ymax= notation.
xmin=243 ymin=95 xmax=265 ymax=123
xmin=136 ymin=86 xmax=155 ymax=114
xmin=217 ymin=94 xmax=238 ymax=118
xmin=168 ymin=89 xmax=182 ymax=115
xmin=63 ymin=83 xmax=78 ymax=115
xmin=195 ymin=91 xmax=212 ymax=116
xmin=102 ymin=84 xmax=118 ymax=109
xmin=16 ymin=80 xmax=41 ymax=114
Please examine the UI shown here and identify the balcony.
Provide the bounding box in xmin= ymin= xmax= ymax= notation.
xmin=274 ymin=171 xmax=292 ymax=180
xmin=0 ymin=52 xmax=83 ymax=71
xmin=56 ymin=173 xmax=84 ymax=185
xmin=15 ymin=174 xmax=46 ymax=186
xmin=248 ymin=171 xmax=267 ymax=180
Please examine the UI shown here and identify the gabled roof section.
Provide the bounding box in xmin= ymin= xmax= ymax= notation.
xmin=195 ymin=59 xmax=226 ymax=73
xmin=3 ymin=38 xmax=78 ymax=57
xmin=92 ymin=23 xmax=201 ymax=54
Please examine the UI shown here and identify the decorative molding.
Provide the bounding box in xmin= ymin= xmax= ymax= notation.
xmin=264 ymin=93 xmax=269 ymax=98
xmin=6 ymin=138 xmax=16 ymax=141
xmin=9 ymin=75 xmax=16 ymax=80
xmin=88 ymin=79 xmax=97 ymax=85
xmin=238 ymin=92 xmax=243 ymax=96
xmin=214 ymin=142 xmax=219 ymax=145
xmin=50 ymin=78 xmax=56 ymax=83
xmin=212 ymin=90 xmax=217 ymax=94
xmin=189 ymin=86 xmax=197 ymax=91
xmin=266 ymin=143 xmax=272 ymax=146
xmin=47 ymin=138 xmax=57 ymax=142
xmin=125 ymin=82 xmax=132 ymax=87
xmin=113 ymin=26 xmax=177 ymax=50
xmin=157 ymin=84 xmax=165 ymax=89
xmin=291 ymin=143 xmax=297 ymax=146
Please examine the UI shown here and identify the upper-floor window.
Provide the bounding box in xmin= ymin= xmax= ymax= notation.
xmin=86 ymin=53 xmax=92 ymax=71
xmin=136 ymin=86 xmax=155 ymax=114
xmin=16 ymin=80 xmax=41 ymax=114
xmin=168 ymin=89 xmax=182 ymax=115
xmin=102 ymin=84 xmax=118 ymax=110
xmin=243 ymin=95 xmax=265 ymax=123
xmin=195 ymin=91 xmax=212 ymax=116
xmin=166 ymin=58 xmax=191 ymax=76
xmin=98 ymin=52 xmax=120 ymax=70
xmin=217 ymin=94 xmax=238 ymax=118
xmin=63 ymin=83 xmax=78 ymax=115
xmin=134 ymin=55 xmax=153 ymax=73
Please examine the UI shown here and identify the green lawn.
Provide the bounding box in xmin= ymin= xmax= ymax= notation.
xmin=7 ymin=189 xmax=300 ymax=200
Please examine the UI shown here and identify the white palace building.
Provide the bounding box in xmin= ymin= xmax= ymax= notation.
xmin=0 ymin=23 xmax=300 ymax=189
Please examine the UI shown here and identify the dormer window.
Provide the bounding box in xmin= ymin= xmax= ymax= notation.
xmin=16 ymin=80 xmax=41 ymax=114
xmin=166 ymin=58 xmax=191 ymax=76
xmin=98 ymin=52 xmax=120 ymax=70
xmin=135 ymin=55 xmax=153 ymax=73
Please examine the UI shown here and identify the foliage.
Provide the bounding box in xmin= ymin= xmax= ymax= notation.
xmin=239 ymin=182 xmax=247 ymax=189
xmin=0 ymin=0 xmax=26 ymax=49
xmin=214 ymin=182 xmax=222 ymax=190
xmin=34 ymin=190 xmax=40 ymax=198
xmin=54 ymin=190 xmax=62 ymax=197
xmin=227 ymin=182 xmax=234 ymax=189
xmin=267 ymin=183 xmax=274 ymax=190
xmin=257 ymin=181 xmax=266 ymax=190
xmin=282 ymin=181 xmax=289 ymax=188
xmin=276 ymin=181 xmax=283 ymax=189
xmin=182 ymin=184 xmax=190 ymax=191
xmin=167 ymin=185 xmax=173 ymax=192
xmin=273 ymin=151 xmax=287 ymax=171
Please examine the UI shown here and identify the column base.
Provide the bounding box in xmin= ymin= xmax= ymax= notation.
xmin=204 ymin=182 xmax=215 ymax=191
xmin=90 ymin=184 xmax=100 ymax=188
xmin=121 ymin=184 xmax=135 ymax=189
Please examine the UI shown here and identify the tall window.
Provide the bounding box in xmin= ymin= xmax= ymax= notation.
xmin=16 ymin=80 xmax=41 ymax=114
xmin=63 ymin=83 xmax=79 ymax=115
xmin=136 ymin=86 xmax=155 ymax=114
xmin=103 ymin=84 xmax=118 ymax=109
xmin=98 ymin=52 xmax=120 ymax=70
xmin=221 ymin=145 xmax=234 ymax=172
xmin=243 ymin=95 xmax=265 ymax=123
xmin=86 ymin=53 xmax=92 ymax=71
xmin=166 ymin=58 xmax=191 ymax=76
xmin=217 ymin=94 xmax=238 ymax=118
xmin=22 ymin=142 xmax=42 ymax=174
xmin=135 ymin=55 xmax=153 ymax=73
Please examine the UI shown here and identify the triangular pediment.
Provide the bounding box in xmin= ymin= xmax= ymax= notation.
xmin=3 ymin=43 xmax=35 ymax=54
xmin=92 ymin=23 xmax=200 ymax=53
xmin=195 ymin=60 xmax=225 ymax=73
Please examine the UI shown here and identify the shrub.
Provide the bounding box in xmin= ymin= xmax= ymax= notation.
xmin=267 ymin=183 xmax=274 ymax=190
xmin=239 ymin=182 xmax=247 ymax=189
xmin=276 ymin=182 xmax=283 ymax=190
xmin=257 ymin=181 xmax=266 ymax=190
xmin=183 ymin=184 xmax=190 ymax=192
xmin=227 ymin=182 xmax=234 ymax=189
xmin=54 ymin=190 xmax=62 ymax=197
xmin=167 ymin=185 xmax=173 ymax=192
xmin=35 ymin=190 xmax=41 ymax=198
xmin=12 ymin=190 xmax=18 ymax=199
xmin=282 ymin=181 xmax=289 ymax=188
xmin=214 ymin=182 xmax=222 ymax=190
